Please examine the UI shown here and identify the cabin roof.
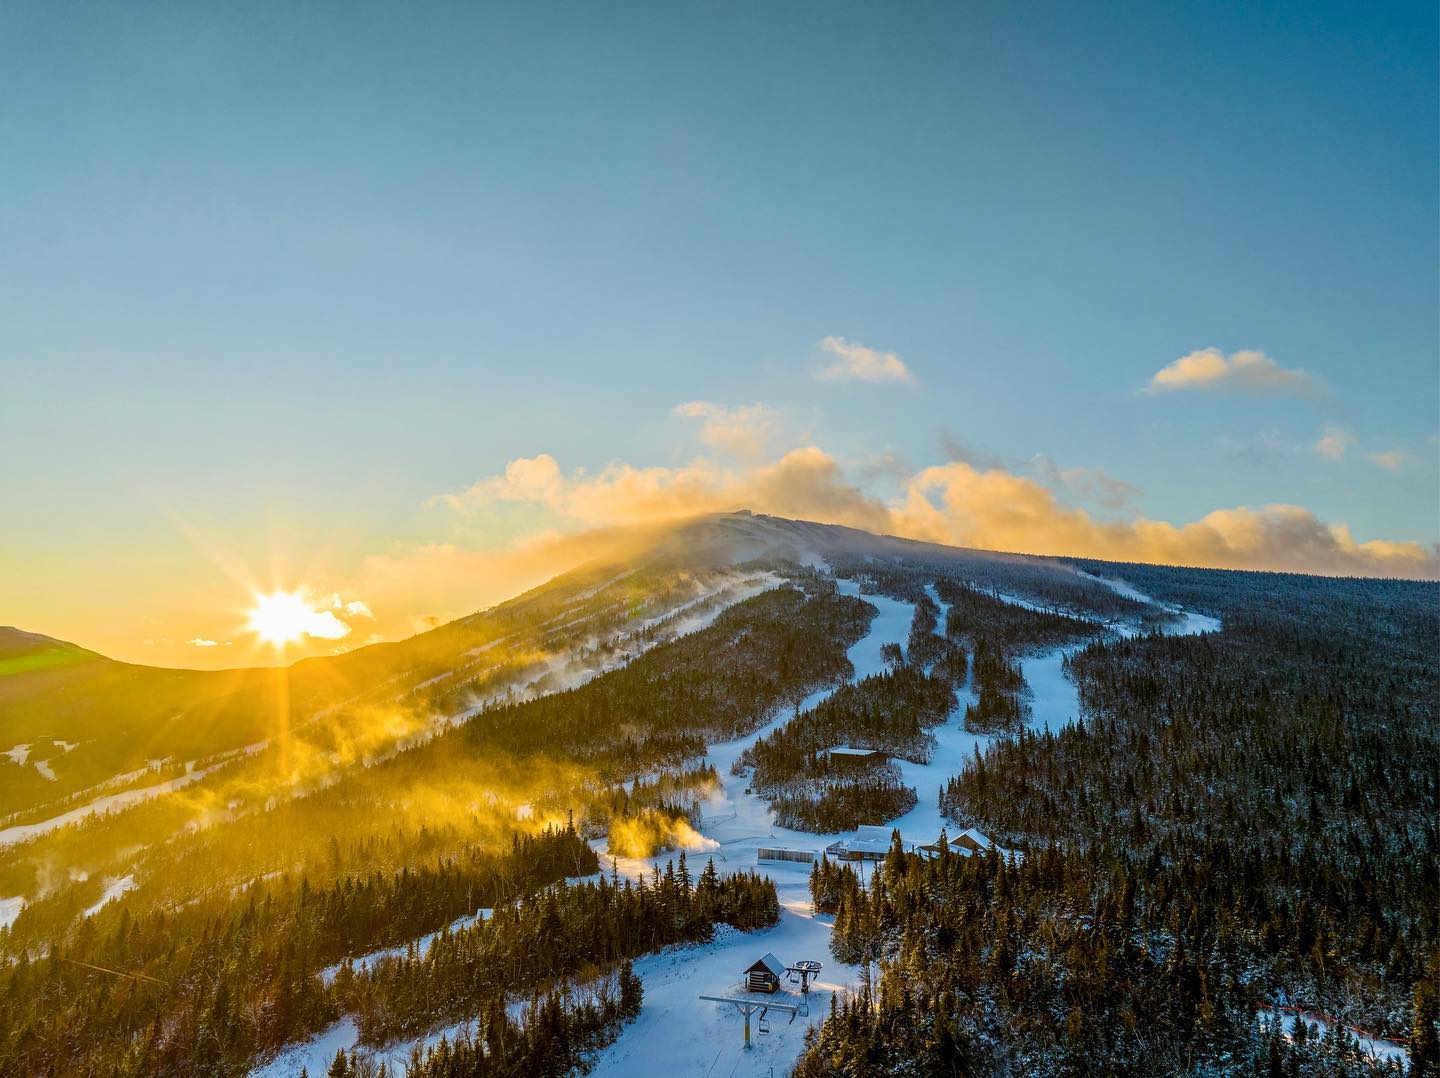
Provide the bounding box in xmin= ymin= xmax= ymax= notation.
xmin=745 ymin=952 xmax=786 ymax=978
xmin=955 ymin=827 xmax=994 ymax=849
xmin=828 ymin=744 xmax=883 ymax=757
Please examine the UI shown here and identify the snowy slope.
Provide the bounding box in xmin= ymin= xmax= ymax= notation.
xmin=251 ymin=571 xmax=1218 ymax=1078
xmin=588 ymin=572 xmax=1218 ymax=1078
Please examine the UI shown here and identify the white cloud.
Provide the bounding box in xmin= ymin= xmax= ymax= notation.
xmin=337 ymin=598 xmax=374 ymax=619
xmin=672 ymin=401 xmax=778 ymax=458
xmin=815 ymin=336 xmax=915 ymax=384
xmin=1367 ymin=450 xmax=1411 ymax=472
xmin=1146 ymin=348 xmax=1324 ymax=400
xmin=186 ymin=637 xmax=230 ymax=648
xmin=1313 ymin=424 xmax=1354 ymax=461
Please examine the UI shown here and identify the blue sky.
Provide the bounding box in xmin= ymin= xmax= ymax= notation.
xmin=2 ymin=2 xmax=1436 ymax=665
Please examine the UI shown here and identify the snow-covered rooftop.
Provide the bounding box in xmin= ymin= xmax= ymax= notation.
xmin=746 ymin=952 xmax=786 ymax=978
xmin=955 ymin=827 xmax=994 ymax=850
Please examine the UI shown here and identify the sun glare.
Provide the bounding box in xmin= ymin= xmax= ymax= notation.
xmin=245 ymin=590 xmax=328 ymax=647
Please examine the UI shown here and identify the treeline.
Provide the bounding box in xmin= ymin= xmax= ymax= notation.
xmin=579 ymin=764 xmax=717 ymax=846
xmin=335 ymin=855 xmax=778 ymax=1045
xmin=742 ymin=664 xmax=953 ymax=832
xmin=747 ymin=665 xmax=956 ymax=776
xmin=0 ymin=825 xmax=595 ymax=1076
xmin=338 ymin=963 xmax=643 ymax=1078
xmin=796 ymin=566 xmax=1440 ymax=1074
xmin=769 ymin=771 xmax=919 ymax=834
xmin=935 ymin=578 xmax=1101 ymax=651
xmin=457 ymin=586 xmax=873 ymax=779
xmin=963 ymin=638 xmax=1030 ymax=734
xmin=907 ymin=591 xmax=968 ymax=684
xmin=798 ymin=840 xmax=1419 ymax=1076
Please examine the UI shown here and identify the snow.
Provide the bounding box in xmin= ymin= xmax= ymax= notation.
xmin=250 ymin=568 xmax=1225 ymax=1078
xmin=253 ymin=1013 xmax=484 ymax=1078
xmin=0 ymin=896 xmax=23 ymax=931
xmin=586 ymin=572 xmax=1223 ymax=1078
xmin=0 ymin=765 xmax=222 ymax=849
xmin=318 ymin=909 xmax=492 ymax=985
xmin=633 ymin=572 xmax=781 ymax=634
xmin=1256 ymin=1007 xmax=1409 ymax=1066
xmin=991 ymin=590 xmax=1065 ymax=616
xmin=84 ymin=875 xmax=136 ymax=918
xmin=1076 ymin=571 xmax=1152 ymax=605
xmin=3 ymin=744 xmax=30 ymax=767
xmin=1083 ymin=573 xmax=1222 ymax=638
xmin=252 ymin=1016 xmax=361 ymax=1078
xmin=33 ymin=759 xmax=56 ymax=781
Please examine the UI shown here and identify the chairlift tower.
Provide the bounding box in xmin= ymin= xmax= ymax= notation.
xmin=786 ymin=959 xmax=823 ymax=994
xmin=699 ymin=995 xmax=804 ymax=1048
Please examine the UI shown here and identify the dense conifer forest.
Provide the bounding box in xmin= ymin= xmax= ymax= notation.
xmin=797 ymin=565 xmax=1439 ymax=1076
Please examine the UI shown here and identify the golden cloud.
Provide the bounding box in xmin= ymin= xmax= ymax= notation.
xmin=1147 ymin=348 xmax=1324 ymax=400
xmin=892 ymin=462 xmax=1436 ymax=577
xmin=672 ymin=400 xmax=778 ymax=458
xmin=816 ymin=336 xmax=915 ymax=384
xmin=428 ymin=448 xmax=1437 ymax=580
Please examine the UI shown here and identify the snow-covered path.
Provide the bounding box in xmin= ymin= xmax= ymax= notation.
xmin=590 ymin=574 xmax=1220 ymax=1078
xmin=587 ymin=578 xmax=903 ymax=1077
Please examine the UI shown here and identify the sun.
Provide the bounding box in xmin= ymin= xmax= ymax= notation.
xmin=245 ymin=590 xmax=328 ymax=647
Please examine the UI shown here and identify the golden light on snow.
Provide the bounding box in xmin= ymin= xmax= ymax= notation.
xmin=244 ymin=590 xmax=351 ymax=647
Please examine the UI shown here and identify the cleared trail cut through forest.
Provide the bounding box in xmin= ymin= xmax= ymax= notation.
xmin=586 ymin=573 xmax=1220 ymax=1078
xmin=256 ymin=572 xmax=1220 ymax=1078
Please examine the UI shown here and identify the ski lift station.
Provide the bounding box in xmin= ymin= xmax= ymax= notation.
xmin=699 ymin=953 xmax=825 ymax=1049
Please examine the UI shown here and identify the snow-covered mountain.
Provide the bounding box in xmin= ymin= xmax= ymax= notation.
xmin=0 ymin=512 xmax=1434 ymax=1077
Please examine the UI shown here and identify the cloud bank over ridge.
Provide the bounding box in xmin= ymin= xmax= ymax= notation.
xmin=434 ymin=446 xmax=1437 ymax=580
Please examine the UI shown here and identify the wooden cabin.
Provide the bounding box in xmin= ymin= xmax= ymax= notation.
xmin=916 ymin=828 xmax=997 ymax=859
xmin=952 ymin=827 xmax=995 ymax=854
xmin=825 ymin=745 xmax=888 ymax=768
xmin=745 ymin=953 xmax=786 ymax=993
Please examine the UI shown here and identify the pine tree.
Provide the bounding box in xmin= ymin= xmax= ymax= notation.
xmin=619 ymin=960 xmax=643 ymax=1019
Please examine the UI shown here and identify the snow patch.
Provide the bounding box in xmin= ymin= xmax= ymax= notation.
xmin=84 ymin=875 xmax=136 ymax=918
xmin=0 ymin=764 xmax=223 ymax=849
xmin=251 ymin=1016 xmax=360 ymax=1078
xmin=318 ymin=909 xmax=493 ymax=986
xmin=1256 ymin=1007 xmax=1409 ymax=1066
